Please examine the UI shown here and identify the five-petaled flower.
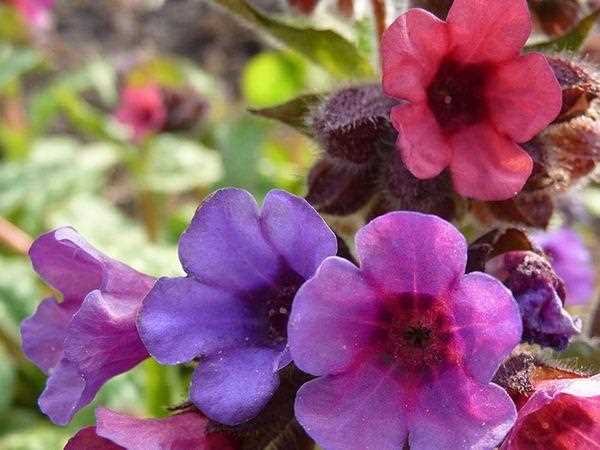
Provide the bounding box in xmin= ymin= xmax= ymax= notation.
xmin=381 ymin=0 xmax=562 ymax=200
xmin=116 ymin=84 xmax=167 ymax=142
xmin=64 ymin=408 xmax=237 ymax=450
xmin=20 ymin=228 xmax=155 ymax=425
xmin=289 ymin=212 xmax=522 ymax=450
xmin=501 ymin=375 xmax=600 ymax=450
xmin=138 ymin=188 xmax=337 ymax=425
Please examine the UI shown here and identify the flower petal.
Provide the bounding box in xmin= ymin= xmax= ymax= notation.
xmin=20 ymin=297 xmax=75 ymax=373
xmin=294 ymin=361 xmax=408 ymax=450
xmin=449 ymin=123 xmax=533 ymax=200
xmin=450 ymin=272 xmax=521 ymax=382
xmin=487 ymin=53 xmax=562 ymax=142
xmin=289 ymin=257 xmax=380 ymax=376
xmin=179 ymin=188 xmax=282 ymax=292
xmin=447 ymin=0 xmax=532 ymax=64
xmin=355 ymin=212 xmax=467 ymax=297
xmin=65 ymin=426 xmax=124 ymax=450
xmin=410 ymin=371 xmax=517 ymax=450
xmin=391 ymin=103 xmax=452 ymax=179
xmin=260 ymin=190 xmax=336 ymax=280
xmin=138 ymin=277 xmax=260 ymax=365
xmin=190 ymin=347 xmax=280 ymax=425
xmin=382 ymin=8 xmax=450 ymax=101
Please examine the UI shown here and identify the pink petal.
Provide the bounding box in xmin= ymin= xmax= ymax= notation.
xmin=381 ymin=8 xmax=450 ymax=101
xmin=288 ymin=257 xmax=380 ymax=376
xmin=447 ymin=0 xmax=532 ymax=64
xmin=390 ymin=102 xmax=452 ymax=178
xmin=487 ymin=53 xmax=562 ymax=142
xmin=449 ymin=123 xmax=533 ymax=200
xmin=450 ymin=272 xmax=521 ymax=382
xmin=411 ymin=371 xmax=517 ymax=450
xmin=355 ymin=211 xmax=467 ymax=297
xmin=295 ymin=360 xmax=408 ymax=450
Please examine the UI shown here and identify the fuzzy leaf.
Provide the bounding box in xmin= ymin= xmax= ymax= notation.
xmin=249 ymin=93 xmax=321 ymax=136
xmin=527 ymin=9 xmax=600 ymax=52
xmin=211 ymin=0 xmax=374 ymax=79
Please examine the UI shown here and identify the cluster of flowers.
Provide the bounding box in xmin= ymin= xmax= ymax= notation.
xmin=20 ymin=0 xmax=600 ymax=449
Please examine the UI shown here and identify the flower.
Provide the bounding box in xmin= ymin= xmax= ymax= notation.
xmin=501 ymin=375 xmax=600 ymax=449
xmin=115 ymin=85 xmax=166 ymax=141
xmin=8 ymin=0 xmax=54 ymax=28
xmin=533 ymin=228 xmax=596 ymax=305
xmin=288 ymin=212 xmax=522 ymax=450
xmin=138 ymin=188 xmax=337 ymax=426
xmin=20 ymin=228 xmax=155 ymax=425
xmin=487 ymin=251 xmax=581 ymax=350
xmin=65 ymin=408 xmax=237 ymax=450
xmin=381 ymin=0 xmax=562 ymax=201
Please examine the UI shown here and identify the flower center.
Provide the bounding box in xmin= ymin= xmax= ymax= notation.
xmin=374 ymin=292 xmax=459 ymax=377
xmin=427 ymin=58 xmax=490 ymax=133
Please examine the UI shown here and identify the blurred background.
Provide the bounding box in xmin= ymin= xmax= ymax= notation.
xmin=0 ymin=0 xmax=600 ymax=448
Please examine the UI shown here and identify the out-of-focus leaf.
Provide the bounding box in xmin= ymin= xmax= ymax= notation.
xmin=141 ymin=135 xmax=223 ymax=193
xmin=0 ymin=347 xmax=16 ymax=413
xmin=549 ymin=338 xmax=600 ymax=373
xmin=211 ymin=0 xmax=374 ymax=79
xmin=249 ymin=93 xmax=322 ymax=136
xmin=527 ymin=9 xmax=600 ymax=52
xmin=243 ymin=52 xmax=307 ymax=108
xmin=0 ymin=46 xmax=41 ymax=91
xmin=0 ymin=425 xmax=70 ymax=450
xmin=127 ymin=58 xmax=185 ymax=88
xmin=0 ymin=256 xmax=40 ymax=338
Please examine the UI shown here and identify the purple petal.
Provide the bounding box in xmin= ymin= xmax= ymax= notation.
xmin=38 ymin=359 xmax=87 ymax=426
xmin=260 ymin=190 xmax=337 ymax=280
xmin=96 ymin=408 xmax=221 ymax=450
xmin=355 ymin=212 xmax=467 ymax=297
xmin=179 ymin=189 xmax=282 ymax=292
xmin=289 ymin=257 xmax=380 ymax=376
xmin=20 ymin=297 xmax=75 ymax=374
xmin=64 ymin=426 xmax=124 ymax=450
xmin=190 ymin=347 xmax=280 ymax=425
xmin=410 ymin=369 xmax=517 ymax=450
xmin=138 ymin=277 xmax=261 ymax=365
xmin=450 ymin=272 xmax=522 ymax=382
xmin=294 ymin=360 xmax=408 ymax=450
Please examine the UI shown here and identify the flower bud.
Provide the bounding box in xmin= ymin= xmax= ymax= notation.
xmin=528 ymin=0 xmax=581 ymax=36
xmin=161 ymin=86 xmax=208 ymax=132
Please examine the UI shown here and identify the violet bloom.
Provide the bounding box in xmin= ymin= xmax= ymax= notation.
xmin=289 ymin=212 xmax=522 ymax=450
xmin=20 ymin=228 xmax=155 ymax=425
xmin=487 ymin=251 xmax=581 ymax=351
xmin=533 ymin=228 xmax=596 ymax=305
xmin=501 ymin=375 xmax=600 ymax=450
xmin=138 ymin=188 xmax=337 ymax=425
xmin=381 ymin=0 xmax=562 ymax=200
xmin=65 ymin=408 xmax=237 ymax=450
xmin=115 ymin=85 xmax=166 ymax=142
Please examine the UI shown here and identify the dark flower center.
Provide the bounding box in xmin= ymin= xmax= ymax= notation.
xmin=427 ymin=58 xmax=490 ymax=133
xmin=373 ymin=292 xmax=459 ymax=378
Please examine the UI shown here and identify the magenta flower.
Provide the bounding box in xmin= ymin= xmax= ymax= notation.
xmin=501 ymin=375 xmax=600 ymax=450
xmin=138 ymin=188 xmax=337 ymax=425
xmin=533 ymin=228 xmax=596 ymax=305
xmin=20 ymin=228 xmax=155 ymax=425
xmin=289 ymin=212 xmax=522 ymax=450
xmin=381 ymin=0 xmax=562 ymax=201
xmin=9 ymin=0 xmax=54 ymax=28
xmin=65 ymin=408 xmax=237 ymax=450
xmin=115 ymin=85 xmax=166 ymax=142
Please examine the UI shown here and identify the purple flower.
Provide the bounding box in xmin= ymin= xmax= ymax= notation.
xmin=533 ymin=228 xmax=596 ymax=305
xmin=20 ymin=228 xmax=155 ymax=425
xmin=487 ymin=251 xmax=581 ymax=351
xmin=288 ymin=212 xmax=522 ymax=450
xmin=138 ymin=188 xmax=336 ymax=425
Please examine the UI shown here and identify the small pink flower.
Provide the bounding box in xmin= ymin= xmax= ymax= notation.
xmin=9 ymin=0 xmax=54 ymax=28
xmin=501 ymin=375 xmax=600 ymax=450
xmin=381 ymin=0 xmax=562 ymax=201
xmin=115 ymin=85 xmax=166 ymax=142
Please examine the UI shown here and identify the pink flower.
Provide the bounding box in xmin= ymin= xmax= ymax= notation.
xmin=115 ymin=85 xmax=166 ymax=142
xmin=501 ymin=375 xmax=600 ymax=449
xmin=381 ymin=0 xmax=562 ymax=201
xmin=8 ymin=0 xmax=54 ymax=28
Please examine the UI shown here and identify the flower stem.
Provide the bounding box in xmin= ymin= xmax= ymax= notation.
xmin=371 ymin=0 xmax=387 ymax=56
xmin=144 ymin=359 xmax=171 ymax=417
xmin=0 ymin=217 xmax=33 ymax=256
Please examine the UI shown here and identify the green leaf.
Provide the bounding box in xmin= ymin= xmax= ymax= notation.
xmin=249 ymin=93 xmax=322 ymax=136
xmin=0 ymin=46 xmax=41 ymax=91
xmin=211 ymin=0 xmax=374 ymax=79
xmin=526 ymin=9 xmax=600 ymax=52
xmin=141 ymin=135 xmax=223 ymax=193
